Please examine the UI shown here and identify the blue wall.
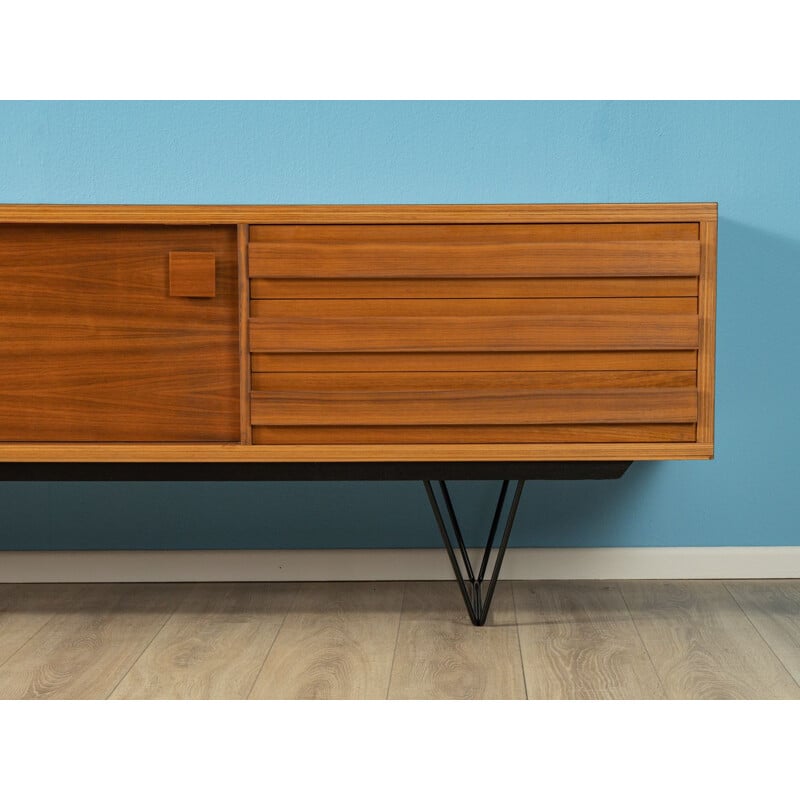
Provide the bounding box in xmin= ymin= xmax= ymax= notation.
xmin=1 ymin=101 xmax=798 ymax=549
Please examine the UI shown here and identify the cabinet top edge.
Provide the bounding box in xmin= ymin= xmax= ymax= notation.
xmin=0 ymin=203 xmax=718 ymax=225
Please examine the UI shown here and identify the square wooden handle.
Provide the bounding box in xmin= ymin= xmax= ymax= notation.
xmin=169 ymin=252 xmax=216 ymax=297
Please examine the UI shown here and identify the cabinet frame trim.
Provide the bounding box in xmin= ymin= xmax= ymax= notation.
xmin=0 ymin=203 xmax=718 ymax=225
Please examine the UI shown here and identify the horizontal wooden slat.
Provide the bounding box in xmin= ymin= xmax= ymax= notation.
xmin=253 ymin=424 xmax=697 ymax=445
xmin=249 ymin=240 xmax=701 ymax=279
xmin=251 ymin=277 xmax=699 ymax=300
xmin=252 ymin=350 xmax=698 ymax=373
xmin=250 ymin=297 xmax=697 ymax=318
xmin=251 ymin=388 xmax=698 ymax=426
xmin=252 ymin=371 xmax=696 ymax=392
xmin=249 ymin=223 xmax=700 ymax=244
xmin=250 ymin=314 xmax=699 ymax=352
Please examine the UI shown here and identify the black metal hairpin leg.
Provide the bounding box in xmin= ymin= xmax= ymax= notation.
xmin=423 ymin=479 xmax=525 ymax=626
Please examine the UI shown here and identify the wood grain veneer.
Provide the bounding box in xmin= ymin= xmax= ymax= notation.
xmin=250 ymin=297 xmax=698 ymax=316
xmin=251 ymin=370 xmax=697 ymax=392
xmin=697 ymin=219 xmax=717 ymax=445
xmin=249 ymin=314 xmax=700 ymax=353
xmin=251 ymin=387 xmax=698 ymax=427
xmin=0 ymin=224 xmax=239 ymax=442
xmin=0 ymin=442 xmax=715 ymax=461
xmin=249 ymin=240 xmax=701 ymax=279
xmin=252 ymin=424 xmax=697 ymax=445
xmin=246 ymin=206 xmax=712 ymax=457
xmin=0 ymin=203 xmax=716 ymax=462
xmin=248 ymin=221 xmax=701 ymax=243
xmin=0 ymin=204 xmax=718 ymax=225
xmin=168 ymin=251 xmax=217 ymax=298
xmin=251 ymin=351 xmax=698 ymax=372
xmin=250 ymin=372 xmax=697 ymax=443
xmin=237 ymin=224 xmax=252 ymax=444
xmin=251 ymin=276 xmax=699 ymax=300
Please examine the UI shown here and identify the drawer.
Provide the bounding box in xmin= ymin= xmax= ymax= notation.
xmin=251 ymin=371 xmax=697 ymax=426
xmin=250 ymin=311 xmax=698 ymax=353
xmin=250 ymin=370 xmax=697 ymax=444
xmin=249 ymin=223 xmax=701 ymax=280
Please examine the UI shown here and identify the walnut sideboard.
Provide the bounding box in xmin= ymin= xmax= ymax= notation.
xmin=0 ymin=203 xmax=717 ymax=624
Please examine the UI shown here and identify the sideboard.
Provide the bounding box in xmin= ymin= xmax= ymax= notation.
xmin=0 ymin=203 xmax=717 ymax=624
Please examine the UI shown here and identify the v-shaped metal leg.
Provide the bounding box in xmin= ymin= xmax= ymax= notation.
xmin=423 ymin=479 xmax=525 ymax=626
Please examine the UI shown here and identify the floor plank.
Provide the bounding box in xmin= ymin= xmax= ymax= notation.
xmin=249 ymin=582 xmax=403 ymax=699
xmin=620 ymin=580 xmax=800 ymax=700
xmin=725 ymin=580 xmax=800 ymax=687
xmin=0 ymin=584 xmax=83 ymax=668
xmin=111 ymin=583 xmax=299 ymax=700
xmin=513 ymin=580 xmax=664 ymax=699
xmin=2 ymin=580 xmax=799 ymax=701
xmin=0 ymin=584 xmax=182 ymax=700
xmin=388 ymin=581 xmax=525 ymax=699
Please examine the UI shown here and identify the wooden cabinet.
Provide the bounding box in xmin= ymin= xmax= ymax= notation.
xmin=0 ymin=204 xmax=716 ymax=463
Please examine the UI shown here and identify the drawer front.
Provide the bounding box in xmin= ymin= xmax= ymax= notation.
xmin=0 ymin=224 xmax=239 ymax=442
xmin=248 ymin=223 xmax=701 ymax=278
xmin=248 ymin=222 xmax=701 ymax=446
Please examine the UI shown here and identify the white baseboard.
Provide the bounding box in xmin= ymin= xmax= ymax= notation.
xmin=1 ymin=547 xmax=799 ymax=583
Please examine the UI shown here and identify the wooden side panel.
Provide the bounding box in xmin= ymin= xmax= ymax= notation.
xmin=0 ymin=224 xmax=239 ymax=442
xmin=697 ymin=219 xmax=717 ymax=450
xmin=237 ymin=225 xmax=252 ymax=444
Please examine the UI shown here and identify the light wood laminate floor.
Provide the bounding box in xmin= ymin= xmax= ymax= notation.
xmin=0 ymin=580 xmax=798 ymax=700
